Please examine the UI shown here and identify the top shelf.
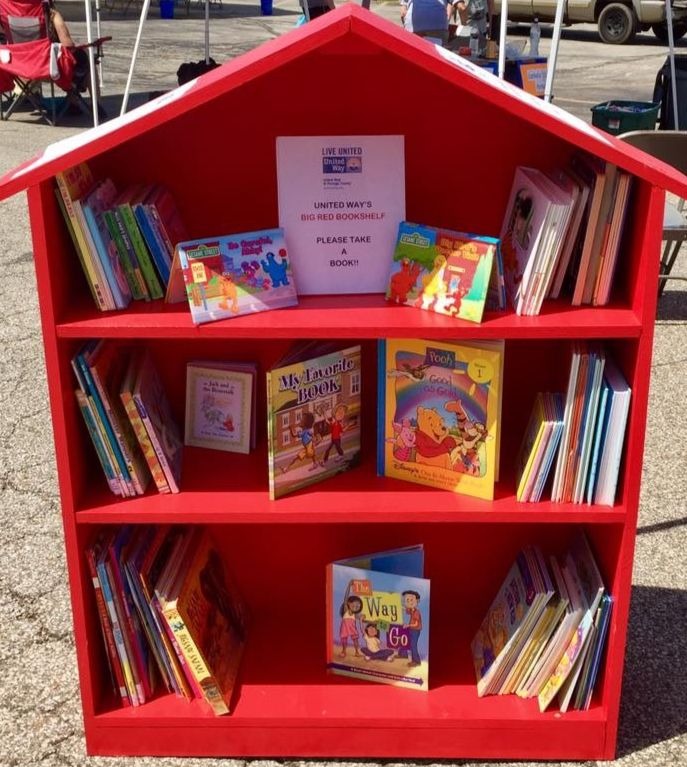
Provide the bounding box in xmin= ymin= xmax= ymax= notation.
xmin=55 ymin=295 xmax=643 ymax=340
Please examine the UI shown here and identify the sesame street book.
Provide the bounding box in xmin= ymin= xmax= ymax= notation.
xmin=326 ymin=544 xmax=430 ymax=691
xmin=387 ymin=222 xmax=498 ymax=324
xmin=266 ymin=342 xmax=362 ymax=500
xmin=377 ymin=338 xmax=504 ymax=500
xmin=171 ymin=228 xmax=298 ymax=325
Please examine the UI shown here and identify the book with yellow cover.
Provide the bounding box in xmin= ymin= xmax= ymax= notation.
xmin=377 ymin=338 xmax=503 ymax=500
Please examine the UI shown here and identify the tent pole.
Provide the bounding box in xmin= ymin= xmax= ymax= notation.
xmin=121 ymin=0 xmax=152 ymax=116
xmin=205 ymin=0 xmax=210 ymax=65
xmin=498 ymin=0 xmax=508 ymax=80
xmin=665 ymin=0 xmax=679 ymax=128
xmin=544 ymin=0 xmax=564 ymax=102
xmin=84 ymin=0 xmax=98 ymax=126
xmin=94 ymin=0 xmax=103 ymax=88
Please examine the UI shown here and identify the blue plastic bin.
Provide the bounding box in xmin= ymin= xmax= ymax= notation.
xmin=160 ymin=0 xmax=174 ymax=19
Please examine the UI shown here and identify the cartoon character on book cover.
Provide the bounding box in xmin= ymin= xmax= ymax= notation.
xmin=378 ymin=338 xmax=503 ymax=500
xmin=500 ymin=168 xmax=554 ymax=312
xmin=267 ymin=344 xmax=361 ymax=500
xmin=387 ymin=222 xmax=497 ymax=323
xmin=326 ymin=546 xmax=429 ymax=690
xmin=175 ymin=228 xmax=298 ymax=325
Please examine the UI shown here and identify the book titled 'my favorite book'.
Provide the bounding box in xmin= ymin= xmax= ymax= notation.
xmin=326 ymin=545 xmax=430 ymax=691
xmin=266 ymin=342 xmax=362 ymax=500
xmin=377 ymin=338 xmax=504 ymax=501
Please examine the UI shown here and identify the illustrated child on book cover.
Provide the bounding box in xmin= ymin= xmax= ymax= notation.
xmin=378 ymin=338 xmax=503 ymax=501
xmin=327 ymin=545 xmax=430 ymax=690
xmin=267 ymin=344 xmax=362 ymax=500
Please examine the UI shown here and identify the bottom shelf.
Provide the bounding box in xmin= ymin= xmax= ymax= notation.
xmin=84 ymin=615 xmax=614 ymax=760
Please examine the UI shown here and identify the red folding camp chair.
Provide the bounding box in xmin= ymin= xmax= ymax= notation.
xmin=0 ymin=0 xmax=110 ymax=125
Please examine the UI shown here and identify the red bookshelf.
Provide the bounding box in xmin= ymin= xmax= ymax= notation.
xmin=2 ymin=6 xmax=686 ymax=761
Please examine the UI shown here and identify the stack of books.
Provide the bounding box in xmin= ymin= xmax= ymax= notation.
xmin=86 ymin=525 xmax=247 ymax=714
xmin=55 ymin=162 xmax=188 ymax=311
xmin=471 ymin=531 xmax=613 ymax=712
xmin=500 ymin=158 xmax=632 ymax=315
xmin=72 ymin=341 xmax=183 ymax=496
xmin=551 ymin=344 xmax=631 ymax=506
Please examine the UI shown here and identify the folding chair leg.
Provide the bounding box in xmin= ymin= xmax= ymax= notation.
xmin=659 ymin=238 xmax=685 ymax=297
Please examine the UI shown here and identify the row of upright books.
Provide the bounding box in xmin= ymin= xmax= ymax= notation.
xmin=86 ymin=525 xmax=246 ymax=713
xmin=75 ymin=337 xmax=631 ymax=506
xmin=56 ymin=150 xmax=632 ymax=323
xmin=55 ymin=163 xmax=188 ymax=311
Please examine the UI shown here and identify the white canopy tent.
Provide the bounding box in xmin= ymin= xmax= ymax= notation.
xmin=119 ymin=0 xmax=213 ymax=116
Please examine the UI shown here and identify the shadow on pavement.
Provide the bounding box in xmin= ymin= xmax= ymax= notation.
xmin=617 ymin=584 xmax=687 ymax=756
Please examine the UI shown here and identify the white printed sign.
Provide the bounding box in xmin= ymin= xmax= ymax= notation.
xmin=277 ymin=135 xmax=405 ymax=294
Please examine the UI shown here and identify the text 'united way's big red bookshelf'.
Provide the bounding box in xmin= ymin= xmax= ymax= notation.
xmin=1 ymin=5 xmax=685 ymax=761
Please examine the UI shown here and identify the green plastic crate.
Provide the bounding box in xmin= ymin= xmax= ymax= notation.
xmin=591 ymin=100 xmax=659 ymax=136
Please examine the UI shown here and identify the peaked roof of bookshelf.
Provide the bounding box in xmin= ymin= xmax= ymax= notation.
xmin=0 ymin=4 xmax=686 ymax=201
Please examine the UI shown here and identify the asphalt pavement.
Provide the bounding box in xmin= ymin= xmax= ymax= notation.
xmin=0 ymin=3 xmax=685 ymax=766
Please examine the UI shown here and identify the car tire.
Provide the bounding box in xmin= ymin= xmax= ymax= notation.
xmin=598 ymin=4 xmax=637 ymax=44
xmin=652 ymin=21 xmax=687 ymax=43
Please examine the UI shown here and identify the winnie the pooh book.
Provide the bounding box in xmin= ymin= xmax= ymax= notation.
xmin=377 ymin=338 xmax=503 ymax=500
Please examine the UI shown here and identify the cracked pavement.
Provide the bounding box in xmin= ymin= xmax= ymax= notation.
xmin=0 ymin=3 xmax=685 ymax=766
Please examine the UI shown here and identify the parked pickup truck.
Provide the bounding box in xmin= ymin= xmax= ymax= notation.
xmin=493 ymin=0 xmax=687 ymax=44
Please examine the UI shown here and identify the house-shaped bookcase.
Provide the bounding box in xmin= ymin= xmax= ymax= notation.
xmin=1 ymin=5 xmax=685 ymax=761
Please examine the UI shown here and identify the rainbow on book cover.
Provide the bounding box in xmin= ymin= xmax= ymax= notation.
xmin=386 ymin=222 xmax=498 ymax=323
xmin=326 ymin=545 xmax=429 ymax=691
xmin=377 ymin=338 xmax=503 ymax=500
xmin=175 ymin=228 xmax=298 ymax=325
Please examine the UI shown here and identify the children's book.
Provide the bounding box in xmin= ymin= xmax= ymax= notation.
xmin=377 ymin=338 xmax=503 ymax=501
xmin=82 ymin=179 xmax=133 ymax=310
xmin=114 ymin=186 xmax=164 ymax=299
xmin=593 ymin=358 xmax=631 ymax=506
xmin=326 ymin=545 xmax=430 ymax=691
xmin=471 ymin=546 xmax=555 ymax=696
xmin=500 ymin=166 xmax=572 ymax=315
xmin=515 ymin=392 xmax=565 ymax=503
xmin=120 ymin=352 xmax=171 ymax=494
xmin=55 ymin=162 xmax=114 ymax=311
xmin=386 ymin=221 xmax=497 ymax=323
xmin=185 ymin=361 xmax=257 ymax=454
xmin=132 ymin=350 xmax=183 ymax=494
xmin=156 ymin=528 xmax=247 ymax=715
xmin=171 ymin=228 xmax=298 ymax=324
xmin=266 ymin=342 xmax=362 ymax=500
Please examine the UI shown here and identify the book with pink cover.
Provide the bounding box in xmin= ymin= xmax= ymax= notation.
xmin=500 ymin=167 xmax=560 ymax=315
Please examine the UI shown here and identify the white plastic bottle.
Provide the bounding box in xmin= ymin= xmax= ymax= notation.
xmin=529 ymin=16 xmax=541 ymax=57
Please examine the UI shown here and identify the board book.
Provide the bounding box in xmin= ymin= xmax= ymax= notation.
xmin=377 ymin=338 xmax=503 ymax=500
xmin=266 ymin=342 xmax=362 ymax=500
xmin=387 ymin=221 xmax=498 ymax=323
xmin=185 ymin=361 xmax=257 ymax=454
xmin=171 ymin=228 xmax=298 ymax=325
xmin=326 ymin=545 xmax=430 ymax=691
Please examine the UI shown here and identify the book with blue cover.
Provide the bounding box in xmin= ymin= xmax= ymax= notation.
xmin=326 ymin=545 xmax=430 ymax=690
